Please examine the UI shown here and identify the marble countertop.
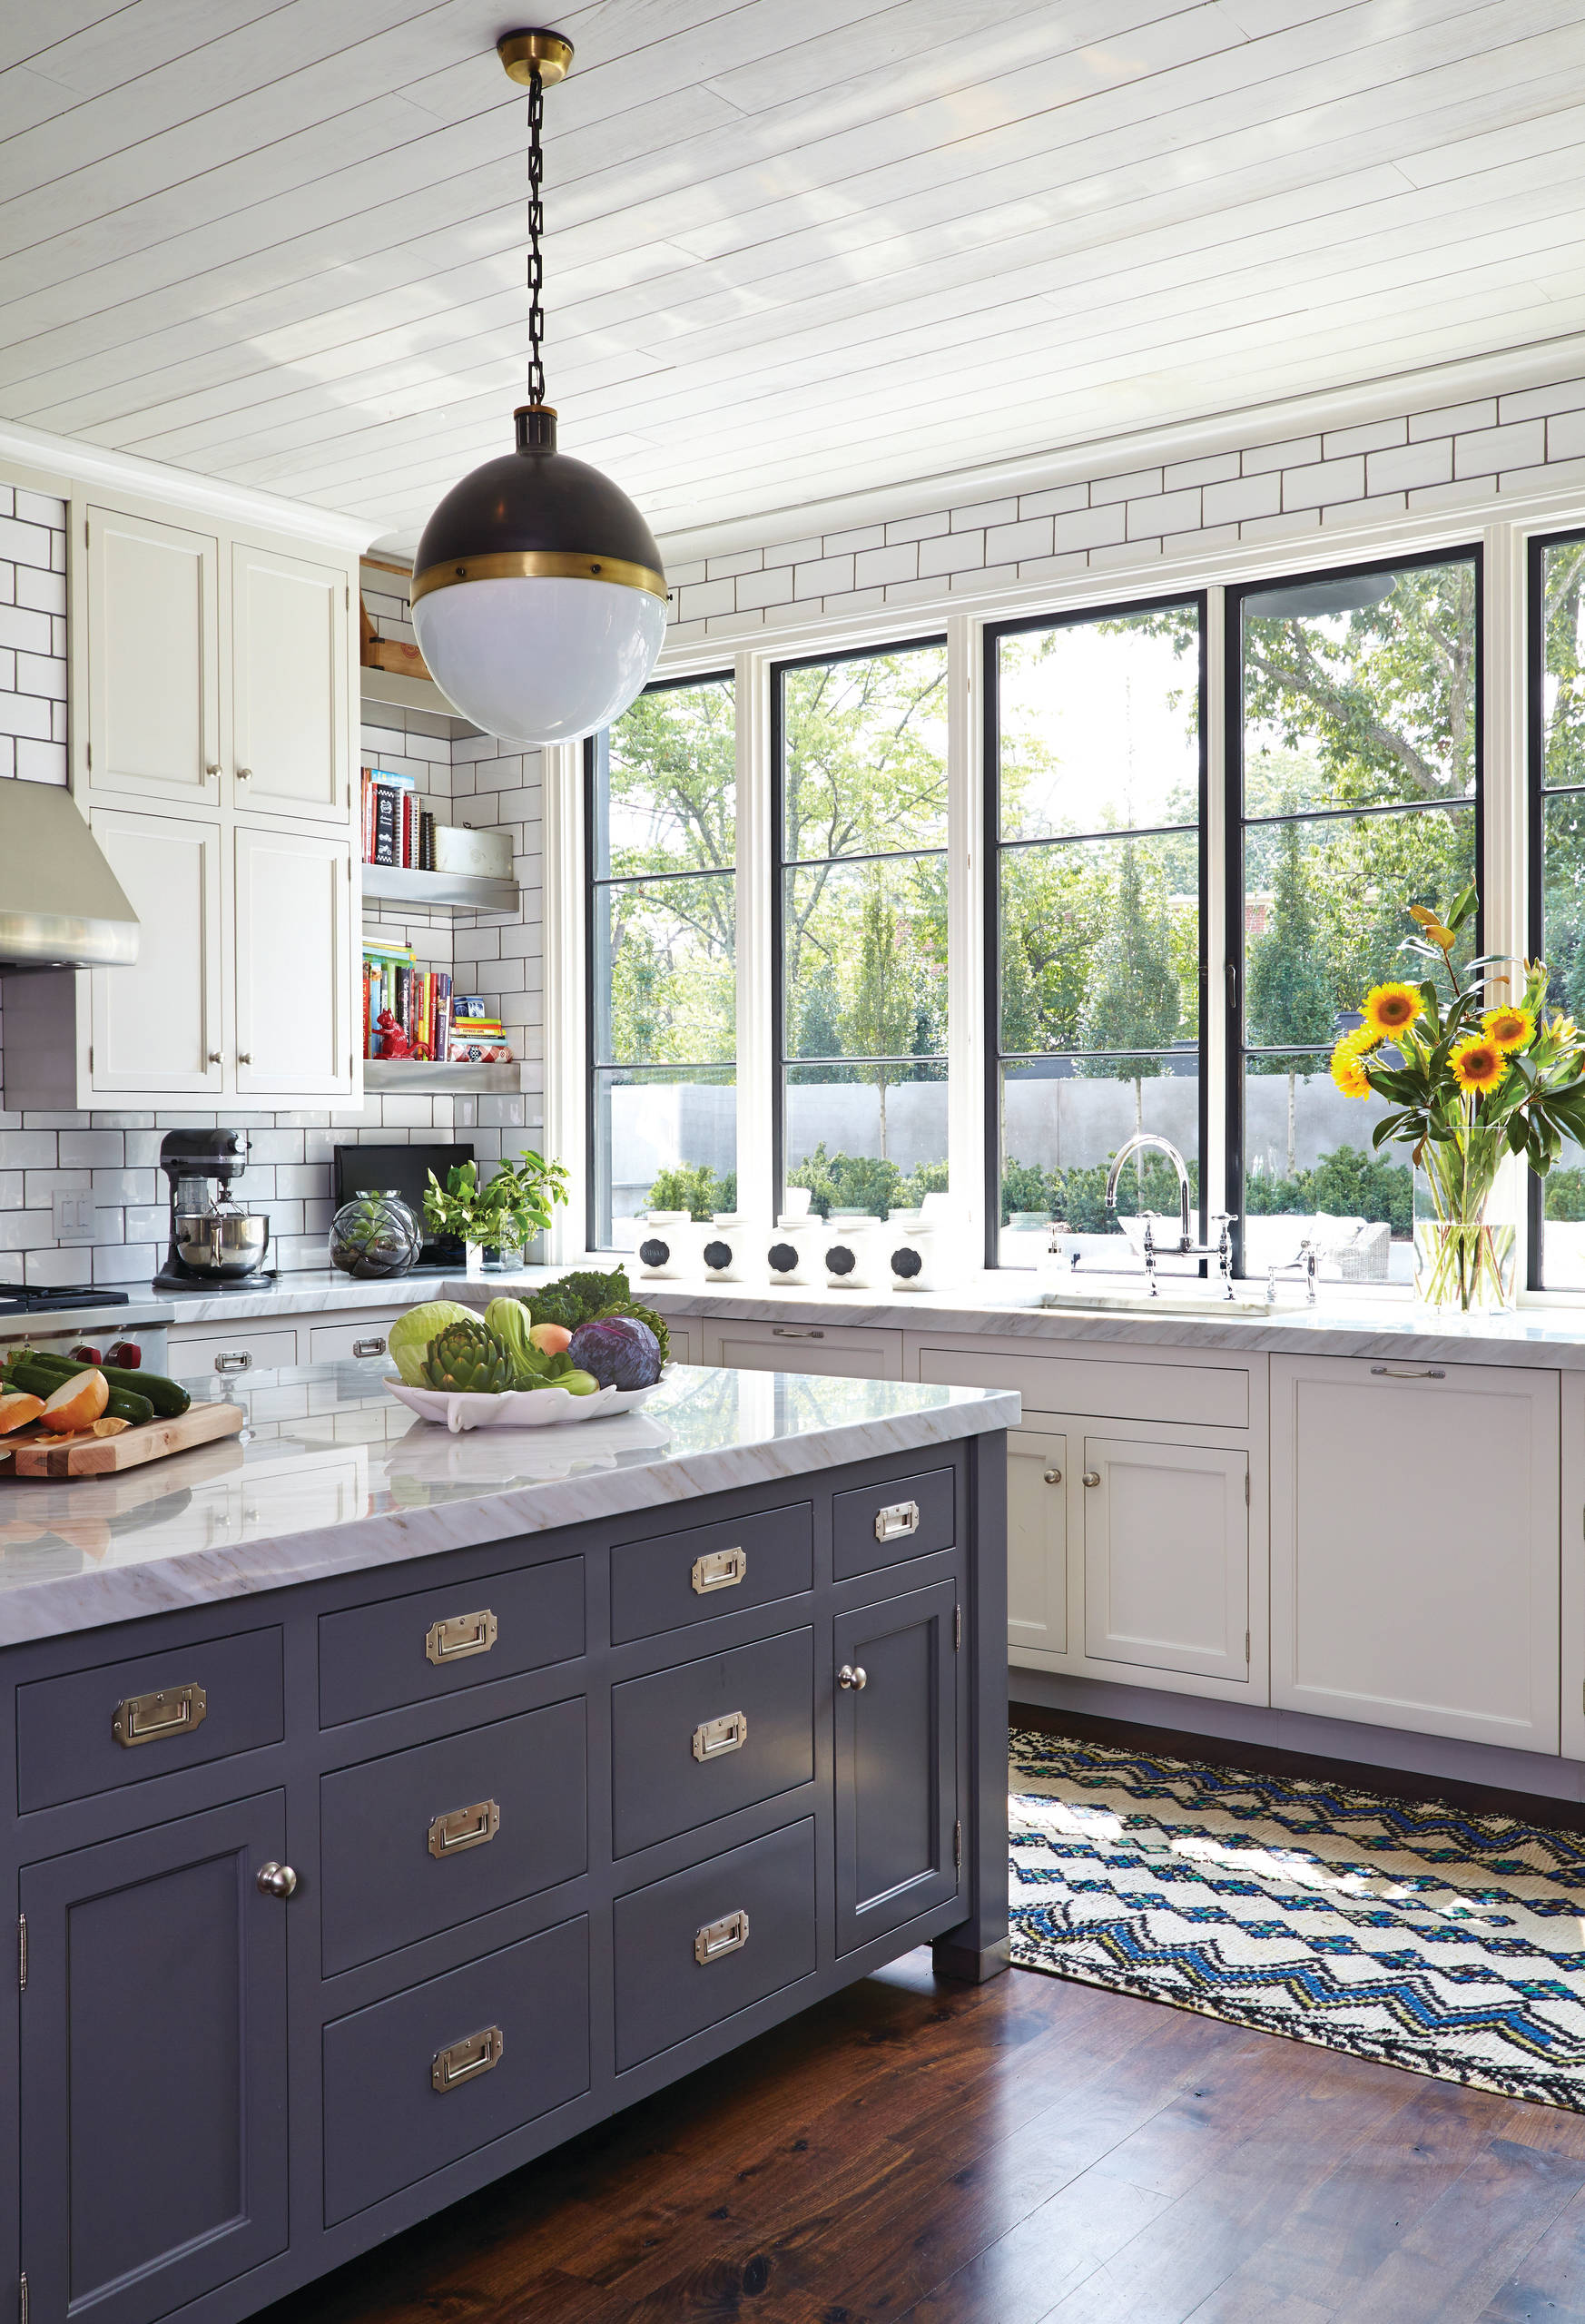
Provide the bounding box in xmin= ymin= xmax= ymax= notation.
xmin=0 ymin=1358 xmax=1018 ymax=1649
xmin=95 ymin=1261 xmax=1585 ymax=1371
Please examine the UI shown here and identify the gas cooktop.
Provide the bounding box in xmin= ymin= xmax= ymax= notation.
xmin=0 ymin=1285 xmax=131 ymax=1316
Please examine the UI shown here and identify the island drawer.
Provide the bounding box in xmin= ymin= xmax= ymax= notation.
xmin=832 ymin=1466 xmax=956 ymax=1580
xmin=322 ymin=1915 xmax=590 ymax=2225
xmin=611 ymin=1627 xmax=814 ymax=1857
xmin=614 ymin=1817 xmax=817 ymax=2071
xmin=16 ymin=1627 xmax=284 ymax=1813
xmin=608 ymin=1502 xmax=812 ymax=1642
xmin=318 ymin=1698 xmax=587 ymax=1975
xmin=319 ymin=1556 xmax=585 ymax=1727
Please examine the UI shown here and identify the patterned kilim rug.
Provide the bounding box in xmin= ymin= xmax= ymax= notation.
xmin=1009 ymin=1727 xmax=1585 ymax=2112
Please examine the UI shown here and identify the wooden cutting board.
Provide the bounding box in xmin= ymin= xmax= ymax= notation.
xmin=0 ymin=1399 xmax=243 ymax=1478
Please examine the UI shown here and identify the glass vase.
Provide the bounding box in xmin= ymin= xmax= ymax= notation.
xmin=329 ymin=1191 xmax=422 ymax=1280
xmin=1413 ymin=1146 xmax=1516 ymax=1316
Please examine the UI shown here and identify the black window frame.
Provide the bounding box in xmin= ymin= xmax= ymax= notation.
xmin=982 ymin=589 xmax=1210 ymax=1272
xmin=1224 ymin=544 xmax=1484 ymax=1277
xmin=771 ymin=631 xmax=950 ymax=1214
xmin=1526 ymin=525 xmax=1585 ymax=1290
xmin=584 ymin=666 xmax=736 ymax=1253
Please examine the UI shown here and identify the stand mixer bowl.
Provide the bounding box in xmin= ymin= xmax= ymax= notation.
xmin=173 ymin=1209 xmax=271 ymax=1277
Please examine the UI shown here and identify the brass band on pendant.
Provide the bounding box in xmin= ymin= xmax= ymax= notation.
xmin=411 ymin=548 xmax=668 ymax=604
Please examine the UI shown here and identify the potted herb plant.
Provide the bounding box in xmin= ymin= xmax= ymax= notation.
xmin=423 ymin=1150 xmax=570 ymax=1274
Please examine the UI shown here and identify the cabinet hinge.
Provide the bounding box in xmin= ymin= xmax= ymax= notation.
xmin=19 ymin=2270 xmax=27 ymax=2324
xmin=87 ymin=1046 xmax=93 ymax=1073
xmin=17 ymin=1913 xmax=25 ymax=1992
xmin=1245 ymin=1469 xmax=1250 ymax=1506
xmin=84 ymin=741 xmax=91 ymax=771
xmin=84 ymin=517 xmax=89 ymax=546
xmin=1245 ymin=1630 xmax=1251 ymax=1664
xmin=953 ymin=1602 xmax=961 ymax=1651
xmin=953 ymin=1820 xmax=961 ymax=1872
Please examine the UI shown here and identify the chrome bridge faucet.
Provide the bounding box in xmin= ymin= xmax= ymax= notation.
xmin=1102 ymin=1132 xmax=1236 ymax=1300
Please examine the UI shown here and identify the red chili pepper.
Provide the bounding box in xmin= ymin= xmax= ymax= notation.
xmin=104 ymin=1340 xmax=142 ymax=1369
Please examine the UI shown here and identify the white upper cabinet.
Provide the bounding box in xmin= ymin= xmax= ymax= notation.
xmin=231 ymin=542 xmax=349 ymax=822
xmin=84 ymin=506 xmax=220 ymax=808
xmin=233 ymin=827 xmax=353 ymax=1098
xmin=87 ymin=810 xmax=225 ymax=1096
xmin=1271 ymin=1354 xmax=1560 ymax=1752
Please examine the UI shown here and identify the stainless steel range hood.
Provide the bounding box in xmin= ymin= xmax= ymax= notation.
xmin=0 ymin=783 xmax=138 ymax=968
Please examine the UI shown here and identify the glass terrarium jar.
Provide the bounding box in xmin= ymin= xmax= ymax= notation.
xmin=330 ymin=1189 xmax=423 ymax=1279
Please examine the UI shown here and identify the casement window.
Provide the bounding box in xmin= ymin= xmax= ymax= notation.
xmin=1530 ymin=529 xmax=1585 ymax=1290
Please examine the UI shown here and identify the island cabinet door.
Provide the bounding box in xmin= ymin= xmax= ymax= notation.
xmin=20 ymin=1792 xmax=290 ymax=2324
xmin=833 ymin=1580 xmax=959 ymax=1954
xmin=1271 ymin=1355 xmax=1560 ymax=1750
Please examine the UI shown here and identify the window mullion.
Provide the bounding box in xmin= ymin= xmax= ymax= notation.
xmin=734 ymin=646 xmax=774 ymax=1233
xmin=1205 ymin=583 xmax=1229 ymax=1240
xmin=947 ymin=611 xmax=985 ymax=1261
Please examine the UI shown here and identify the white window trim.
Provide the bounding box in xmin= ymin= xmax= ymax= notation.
xmin=547 ymin=487 xmax=1585 ymax=1296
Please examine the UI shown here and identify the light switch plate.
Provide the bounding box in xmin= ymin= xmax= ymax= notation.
xmin=53 ymin=1191 xmax=97 ymax=1244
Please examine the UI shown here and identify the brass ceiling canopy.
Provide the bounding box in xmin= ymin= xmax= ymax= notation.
xmin=497 ymin=29 xmax=574 ymax=86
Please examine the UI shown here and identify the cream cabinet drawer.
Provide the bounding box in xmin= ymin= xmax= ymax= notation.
xmin=916 ymin=1344 xmax=1247 ymax=1429
xmin=170 ymin=1326 xmax=299 ymax=1378
xmin=703 ymin=1320 xmax=902 ymax=1380
xmin=310 ymin=1317 xmax=401 ymax=1364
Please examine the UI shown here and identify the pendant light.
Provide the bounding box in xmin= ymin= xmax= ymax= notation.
xmin=410 ymin=30 xmax=668 ymax=746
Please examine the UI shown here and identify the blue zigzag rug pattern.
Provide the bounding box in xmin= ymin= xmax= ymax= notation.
xmin=1009 ymin=1728 xmax=1585 ymax=2112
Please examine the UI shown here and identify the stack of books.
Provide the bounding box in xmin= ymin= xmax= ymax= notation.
xmin=363 ymin=938 xmax=452 ymax=1060
xmin=447 ymin=1000 xmax=513 ymax=1064
xmin=361 ymin=767 xmax=437 ymax=871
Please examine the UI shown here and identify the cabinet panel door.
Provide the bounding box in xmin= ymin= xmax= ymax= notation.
xmin=701 ymin=1321 xmax=902 ymax=1380
xmin=833 ymin=1579 xmax=958 ymax=1954
xmin=231 ymin=541 xmax=349 ymax=820
xmin=85 ymin=505 xmax=220 ymax=806
xmin=88 ymin=809 xmax=225 ymax=1094
xmin=1083 ymin=1436 xmax=1248 ymax=1684
xmin=233 ymin=825 xmax=354 ymax=1099
xmin=20 ymin=1793 xmax=289 ymax=2324
xmin=1007 ymin=1428 xmax=1068 ymax=1660
xmin=1271 ymin=1356 xmax=1559 ymax=1749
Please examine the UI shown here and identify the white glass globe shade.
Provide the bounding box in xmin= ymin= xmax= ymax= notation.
xmin=412 ymin=576 xmax=666 ymax=746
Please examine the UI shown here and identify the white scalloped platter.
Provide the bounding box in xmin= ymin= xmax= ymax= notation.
xmin=385 ymin=1376 xmax=665 ymax=1433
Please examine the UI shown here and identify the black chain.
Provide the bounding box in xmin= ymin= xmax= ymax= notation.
xmin=526 ymin=64 xmax=546 ymax=407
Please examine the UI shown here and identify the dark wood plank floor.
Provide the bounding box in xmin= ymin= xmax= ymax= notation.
xmin=268 ymin=1952 xmax=1585 ymax=2324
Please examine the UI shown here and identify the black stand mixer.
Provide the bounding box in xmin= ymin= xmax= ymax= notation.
xmin=153 ymin=1129 xmax=275 ymax=1288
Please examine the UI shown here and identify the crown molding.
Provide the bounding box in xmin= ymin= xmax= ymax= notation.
xmin=652 ymin=329 xmax=1585 ymax=571
xmin=0 ymin=414 xmax=377 ymax=554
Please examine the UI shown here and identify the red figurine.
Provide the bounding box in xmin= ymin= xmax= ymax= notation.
xmin=372 ymin=1009 xmax=429 ymax=1061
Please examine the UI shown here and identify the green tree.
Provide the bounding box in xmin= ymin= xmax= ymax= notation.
xmin=846 ymin=875 xmax=917 ymax=1158
xmin=1245 ymin=817 xmax=1335 ymax=1173
xmin=1075 ymin=844 xmax=1181 ymax=1168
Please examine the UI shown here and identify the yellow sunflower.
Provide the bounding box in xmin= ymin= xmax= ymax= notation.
xmin=1329 ymin=1028 xmax=1376 ymax=1099
xmin=1450 ymin=1036 xmax=1506 ymax=1094
xmin=1482 ymin=1004 xmax=1534 ymax=1053
xmin=1361 ymin=981 xmax=1424 ymax=1038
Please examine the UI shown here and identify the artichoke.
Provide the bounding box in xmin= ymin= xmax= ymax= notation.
xmin=420 ymin=1318 xmax=513 ymax=1393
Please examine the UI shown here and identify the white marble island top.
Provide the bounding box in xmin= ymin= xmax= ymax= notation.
xmin=0 ymin=1360 xmax=1018 ymax=1649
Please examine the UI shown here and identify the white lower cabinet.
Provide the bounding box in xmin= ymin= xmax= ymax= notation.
xmin=1007 ymin=1428 xmax=1068 ymax=1659
xmin=1270 ymin=1354 xmax=1560 ymax=1751
xmin=1083 ymin=1435 xmax=1250 ymax=1684
xmin=700 ymin=1318 xmax=902 ymax=1379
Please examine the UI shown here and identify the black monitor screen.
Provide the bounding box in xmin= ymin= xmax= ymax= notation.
xmin=332 ymin=1142 xmax=474 ymax=1268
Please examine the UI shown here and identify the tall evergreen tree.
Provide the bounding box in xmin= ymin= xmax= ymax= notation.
xmin=847 ymin=876 xmax=916 ymax=1157
xmin=1077 ymin=843 xmax=1181 ymax=1172
xmin=1245 ymin=816 xmax=1334 ymax=1173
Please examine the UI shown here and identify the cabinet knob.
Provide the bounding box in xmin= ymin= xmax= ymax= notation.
xmin=1082 ymin=1470 xmax=1100 ymax=1487
xmin=838 ymin=1663 xmax=867 ymax=1691
xmin=205 ymin=763 xmax=221 ymax=779
xmin=208 ymin=1049 xmax=223 ymax=1064
xmin=235 ymin=766 xmax=252 ymax=782
xmin=1043 ymin=1467 xmax=1062 ymax=1485
xmin=256 ymin=1862 xmax=297 ymax=1899
xmin=237 ymin=1052 xmax=252 ymax=1065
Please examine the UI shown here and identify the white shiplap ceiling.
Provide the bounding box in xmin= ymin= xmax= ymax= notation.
xmin=4 ymin=0 xmax=1585 ymax=559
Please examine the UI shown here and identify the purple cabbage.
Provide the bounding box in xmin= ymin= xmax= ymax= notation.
xmin=566 ymin=1316 xmax=662 ymax=1390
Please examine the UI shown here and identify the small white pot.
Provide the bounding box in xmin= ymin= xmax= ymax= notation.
xmin=634 ymin=1211 xmax=697 ymax=1280
xmin=700 ymin=1213 xmax=748 ymax=1282
xmin=884 ymin=1224 xmax=937 ymax=1289
xmin=822 ymin=1219 xmax=882 ymax=1288
xmin=765 ymin=1216 xmax=820 ymax=1285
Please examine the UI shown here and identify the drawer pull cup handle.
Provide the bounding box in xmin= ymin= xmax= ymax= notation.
xmin=694 ymin=1909 xmax=750 ymax=1965
xmin=691 ymin=1547 xmax=746 ymax=1595
xmin=112 ymin=1682 xmax=207 ymax=1748
xmin=693 ymin=1709 xmax=748 ymax=1761
xmin=873 ymin=1499 xmax=919 ymax=1542
xmin=838 ymin=1664 xmax=867 ymax=1691
xmin=353 ymin=1336 xmax=387 ymax=1358
xmin=425 ymin=1609 xmax=498 ymax=1664
xmin=214 ymin=1352 xmax=251 ymax=1374
xmin=428 ymin=1798 xmax=500 ymax=1858
xmin=431 ymin=2025 xmax=504 ymax=2093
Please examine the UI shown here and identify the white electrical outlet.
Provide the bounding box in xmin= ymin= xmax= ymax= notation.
xmin=53 ymin=1191 xmax=97 ymax=1244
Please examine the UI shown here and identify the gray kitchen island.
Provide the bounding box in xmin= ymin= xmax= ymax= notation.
xmin=0 ymin=1357 xmax=1015 ymax=2324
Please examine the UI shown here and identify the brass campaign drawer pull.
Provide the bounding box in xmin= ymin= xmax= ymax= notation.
xmin=694 ymin=1908 xmax=750 ymax=1965
xmin=426 ymin=1609 xmax=498 ymax=1664
xmin=873 ymin=1499 xmax=920 ymax=1542
xmin=112 ymin=1683 xmax=207 ymax=1748
xmin=693 ymin=1709 xmax=748 ymax=1762
xmin=428 ymin=1798 xmax=500 ymax=1858
xmin=691 ymin=1547 xmax=746 ymax=1595
xmin=431 ymin=2024 xmax=505 ymax=2093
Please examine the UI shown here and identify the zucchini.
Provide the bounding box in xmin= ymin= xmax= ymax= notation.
xmin=3 ymin=1358 xmax=154 ymax=1428
xmin=9 ymin=1348 xmax=188 ymax=1416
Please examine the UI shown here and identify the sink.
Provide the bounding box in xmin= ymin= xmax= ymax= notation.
xmin=1039 ymin=1278 xmax=1274 ymax=1317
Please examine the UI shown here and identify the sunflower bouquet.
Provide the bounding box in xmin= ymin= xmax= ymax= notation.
xmin=1329 ymin=882 xmax=1585 ymax=1312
